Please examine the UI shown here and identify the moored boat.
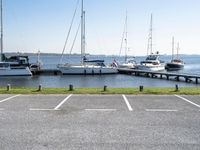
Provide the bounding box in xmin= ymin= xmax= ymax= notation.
xmin=136 ymin=14 xmax=165 ymax=72
xmin=136 ymin=53 xmax=165 ymax=71
xmin=58 ymin=0 xmax=117 ymax=75
xmin=165 ymin=37 xmax=184 ymax=71
xmin=0 ymin=0 xmax=32 ymax=76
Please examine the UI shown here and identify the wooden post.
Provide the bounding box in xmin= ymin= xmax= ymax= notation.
xmin=7 ymin=84 xmax=11 ymax=91
xmin=139 ymin=85 xmax=144 ymax=92
xmin=69 ymin=84 xmax=73 ymax=91
xmin=103 ymin=85 xmax=107 ymax=91
xmin=38 ymin=84 xmax=42 ymax=91
xmin=196 ymin=78 xmax=198 ymax=84
xmin=175 ymin=84 xmax=179 ymax=92
xmin=166 ymin=75 xmax=169 ymax=80
xmin=160 ymin=74 xmax=163 ymax=79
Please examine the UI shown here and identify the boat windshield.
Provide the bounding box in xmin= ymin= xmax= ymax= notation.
xmin=0 ymin=62 xmax=10 ymax=68
xmin=146 ymin=55 xmax=159 ymax=61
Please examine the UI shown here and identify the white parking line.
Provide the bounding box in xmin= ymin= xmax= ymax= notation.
xmin=54 ymin=94 xmax=73 ymax=110
xmin=85 ymin=109 xmax=117 ymax=111
xmin=146 ymin=109 xmax=178 ymax=112
xmin=175 ymin=95 xmax=200 ymax=108
xmin=122 ymin=95 xmax=133 ymax=111
xmin=0 ymin=94 xmax=21 ymax=103
xmin=0 ymin=108 xmax=4 ymax=110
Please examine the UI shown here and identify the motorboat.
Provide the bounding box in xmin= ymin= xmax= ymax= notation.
xmin=136 ymin=14 xmax=165 ymax=72
xmin=136 ymin=53 xmax=165 ymax=71
xmin=0 ymin=62 xmax=32 ymax=76
xmin=0 ymin=0 xmax=32 ymax=76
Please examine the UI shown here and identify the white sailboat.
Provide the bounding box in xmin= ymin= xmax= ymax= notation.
xmin=117 ymin=11 xmax=136 ymax=69
xmin=58 ymin=0 xmax=118 ymax=75
xmin=136 ymin=14 xmax=165 ymax=71
xmin=0 ymin=0 xmax=32 ymax=76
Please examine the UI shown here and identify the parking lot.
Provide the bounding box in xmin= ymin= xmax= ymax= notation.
xmin=0 ymin=94 xmax=200 ymax=150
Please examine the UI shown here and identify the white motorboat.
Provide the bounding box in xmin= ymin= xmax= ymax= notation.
xmin=136 ymin=14 xmax=165 ymax=72
xmin=0 ymin=62 xmax=32 ymax=76
xmin=58 ymin=0 xmax=117 ymax=75
xmin=0 ymin=0 xmax=32 ymax=76
xmin=136 ymin=53 xmax=165 ymax=71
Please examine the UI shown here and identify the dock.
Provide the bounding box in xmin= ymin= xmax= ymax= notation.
xmin=118 ymin=68 xmax=200 ymax=84
xmin=32 ymin=69 xmax=61 ymax=75
xmin=32 ymin=68 xmax=200 ymax=84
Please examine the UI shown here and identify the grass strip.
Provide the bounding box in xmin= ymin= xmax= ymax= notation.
xmin=0 ymin=87 xmax=200 ymax=95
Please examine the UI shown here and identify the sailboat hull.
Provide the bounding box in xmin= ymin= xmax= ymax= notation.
xmin=165 ymin=63 xmax=184 ymax=71
xmin=59 ymin=65 xmax=118 ymax=75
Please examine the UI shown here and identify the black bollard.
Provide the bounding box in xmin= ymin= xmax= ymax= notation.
xmin=103 ymin=85 xmax=107 ymax=91
xmin=139 ymin=85 xmax=144 ymax=92
xmin=38 ymin=84 xmax=42 ymax=91
xmin=69 ymin=84 xmax=73 ymax=91
xmin=175 ymin=84 xmax=179 ymax=91
xmin=7 ymin=84 xmax=11 ymax=91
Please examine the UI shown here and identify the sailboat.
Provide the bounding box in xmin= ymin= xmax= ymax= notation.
xmin=117 ymin=11 xmax=136 ymax=69
xmin=0 ymin=0 xmax=32 ymax=76
xmin=136 ymin=14 xmax=165 ymax=71
xmin=58 ymin=0 xmax=118 ymax=75
xmin=165 ymin=37 xmax=184 ymax=70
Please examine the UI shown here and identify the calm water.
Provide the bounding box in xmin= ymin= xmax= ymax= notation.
xmin=0 ymin=54 xmax=200 ymax=88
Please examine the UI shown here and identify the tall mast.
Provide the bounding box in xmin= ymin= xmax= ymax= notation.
xmin=0 ymin=0 xmax=3 ymax=61
xmin=124 ymin=11 xmax=128 ymax=63
xmin=81 ymin=0 xmax=85 ymax=65
xmin=147 ymin=14 xmax=153 ymax=55
xmin=177 ymin=42 xmax=179 ymax=59
xmin=172 ymin=36 xmax=174 ymax=60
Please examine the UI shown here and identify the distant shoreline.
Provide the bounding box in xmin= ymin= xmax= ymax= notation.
xmin=3 ymin=52 xmax=200 ymax=57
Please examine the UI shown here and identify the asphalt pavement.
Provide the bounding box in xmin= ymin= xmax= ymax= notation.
xmin=0 ymin=94 xmax=200 ymax=150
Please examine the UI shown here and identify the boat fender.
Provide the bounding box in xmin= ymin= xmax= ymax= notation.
xmin=92 ymin=70 xmax=94 ymax=75
xmin=84 ymin=69 xmax=86 ymax=75
xmin=100 ymin=69 xmax=102 ymax=74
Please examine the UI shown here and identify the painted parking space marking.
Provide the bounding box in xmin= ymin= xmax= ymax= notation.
xmin=145 ymin=109 xmax=178 ymax=112
xmin=122 ymin=95 xmax=133 ymax=111
xmin=0 ymin=94 xmax=21 ymax=103
xmin=0 ymin=108 xmax=4 ymax=110
xmin=85 ymin=109 xmax=117 ymax=111
xmin=175 ymin=95 xmax=200 ymax=108
xmin=54 ymin=94 xmax=73 ymax=110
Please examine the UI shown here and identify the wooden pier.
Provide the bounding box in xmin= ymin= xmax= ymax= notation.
xmin=32 ymin=69 xmax=61 ymax=75
xmin=118 ymin=68 xmax=200 ymax=84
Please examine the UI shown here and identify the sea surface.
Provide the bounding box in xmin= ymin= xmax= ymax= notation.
xmin=0 ymin=54 xmax=200 ymax=88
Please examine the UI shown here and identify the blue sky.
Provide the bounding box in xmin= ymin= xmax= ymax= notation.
xmin=2 ymin=0 xmax=200 ymax=56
